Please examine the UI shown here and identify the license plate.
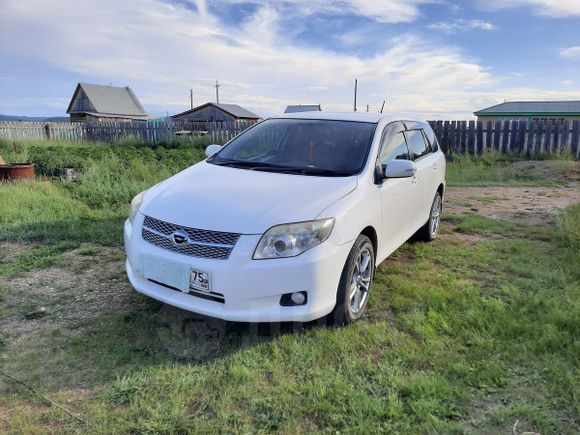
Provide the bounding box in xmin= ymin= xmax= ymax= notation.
xmin=190 ymin=269 xmax=210 ymax=292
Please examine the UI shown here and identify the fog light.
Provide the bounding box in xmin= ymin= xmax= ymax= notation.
xmin=290 ymin=292 xmax=306 ymax=305
xmin=280 ymin=291 xmax=308 ymax=306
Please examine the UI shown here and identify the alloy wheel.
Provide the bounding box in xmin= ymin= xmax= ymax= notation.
xmin=349 ymin=247 xmax=373 ymax=314
xmin=430 ymin=194 xmax=442 ymax=238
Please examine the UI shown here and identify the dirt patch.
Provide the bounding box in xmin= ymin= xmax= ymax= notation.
xmin=0 ymin=244 xmax=146 ymax=348
xmin=0 ymin=242 xmax=38 ymax=264
xmin=438 ymin=225 xmax=488 ymax=244
xmin=444 ymin=185 xmax=580 ymax=225
xmin=510 ymin=160 xmax=580 ymax=183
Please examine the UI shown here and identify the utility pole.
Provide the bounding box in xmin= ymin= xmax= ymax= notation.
xmin=215 ymin=80 xmax=221 ymax=104
xmin=190 ymin=88 xmax=194 ymax=109
xmin=353 ymin=78 xmax=358 ymax=112
xmin=366 ymin=104 xmax=369 ymax=112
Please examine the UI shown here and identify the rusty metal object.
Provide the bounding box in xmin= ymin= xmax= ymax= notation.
xmin=0 ymin=163 xmax=35 ymax=180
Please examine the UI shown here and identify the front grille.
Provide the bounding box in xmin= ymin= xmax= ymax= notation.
xmin=142 ymin=216 xmax=240 ymax=260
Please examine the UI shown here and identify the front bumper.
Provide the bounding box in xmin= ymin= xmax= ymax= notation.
xmin=124 ymin=215 xmax=352 ymax=322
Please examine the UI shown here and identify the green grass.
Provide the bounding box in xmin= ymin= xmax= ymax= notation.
xmin=2 ymin=207 xmax=577 ymax=433
xmin=0 ymin=138 xmax=208 ymax=246
xmin=0 ymin=139 xmax=578 ymax=433
xmin=0 ymin=242 xmax=79 ymax=277
xmin=446 ymin=151 xmax=576 ymax=187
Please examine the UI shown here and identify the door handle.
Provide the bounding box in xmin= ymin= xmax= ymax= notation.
xmin=411 ymin=175 xmax=418 ymax=184
xmin=433 ymin=163 xmax=438 ymax=170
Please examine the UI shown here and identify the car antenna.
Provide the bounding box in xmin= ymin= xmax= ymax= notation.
xmin=380 ymin=100 xmax=386 ymax=113
xmin=353 ymin=78 xmax=358 ymax=112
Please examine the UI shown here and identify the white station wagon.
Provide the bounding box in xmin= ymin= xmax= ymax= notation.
xmin=125 ymin=112 xmax=446 ymax=324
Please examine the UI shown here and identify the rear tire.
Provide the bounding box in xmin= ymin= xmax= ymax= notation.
xmin=327 ymin=234 xmax=375 ymax=326
xmin=417 ymin=191 xmax=442 ymax=242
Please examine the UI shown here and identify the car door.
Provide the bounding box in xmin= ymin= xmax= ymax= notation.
xmin=375 ymin=122 xmax=420 ymax=260
xmin=403 ymin=128 xmax=438 ymax=229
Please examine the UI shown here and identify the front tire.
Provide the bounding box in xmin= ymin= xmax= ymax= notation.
xmin=418 ymin=191 xmax=442 ymax=241
xmin=328 ymin=234 xmax=375 ymax=326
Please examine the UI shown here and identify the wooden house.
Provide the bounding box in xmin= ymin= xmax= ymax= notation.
xmin=66 ymin=83 xmax=149 ymax=122
xmin=171 ymin=102 xmax=260 ymax=130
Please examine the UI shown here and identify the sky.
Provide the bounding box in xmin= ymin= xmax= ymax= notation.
xmin=0 ymin=0 xmax=579 ymax=119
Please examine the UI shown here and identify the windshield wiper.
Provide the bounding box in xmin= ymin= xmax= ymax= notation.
xmin=212 ymin=159 xmax=353 ymax=176
xmin=212 ymin=159 xmax=275 ymax=168
xmin=298 ymin=167 xmax=353 ymax=176
xmin=251 ymin=166 xmax=353 ymax=177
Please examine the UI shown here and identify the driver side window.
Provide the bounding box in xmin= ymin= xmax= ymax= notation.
xmin=378 ymin=123 xmax=409 ymax=166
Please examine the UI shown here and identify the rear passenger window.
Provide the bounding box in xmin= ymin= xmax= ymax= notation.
xmin=404 ymin=130 xmax=429 ymax=160
xmin=379 ymin=132 xmax=409 ymax=165
xmin=422 ymin=127 xmax=439 ymax=152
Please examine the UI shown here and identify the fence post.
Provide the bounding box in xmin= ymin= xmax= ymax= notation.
xmin=553 ymin=120 xmax=561 ymax=153
xmin=562 ymin=120 xmax=570 ymax=154
xmin=467 ymin=121 xmax=476 ymax=155
xmin=492 ymin=121 xmax=501 ymax=151
xmin=435 ymin=120 xmax=443 ymax=146
xmin=475 ymin=121 xmax=483 ymax=155
xmin=571 ymin=120 xmax=580 ymax=159
xmin=544 ymin=120 xmax=553 ymax=154
xmin=459 ymin=121 xmax=467 ymax=154
xmin=517 ymin=120 xmax=526 ymax=155
xmin=448 ymin=121 xmax=456 ymax=154
xmin=501 ymin=120 xmax=510 ymax=153
xmin=441 ymin=121 xmax=449 ymax=154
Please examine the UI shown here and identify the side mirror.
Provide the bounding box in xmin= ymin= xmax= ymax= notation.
xmin=383 ymin=160 xmax=416 ymax=179
xmin=205 ymin=144 xmax=223 ymax=158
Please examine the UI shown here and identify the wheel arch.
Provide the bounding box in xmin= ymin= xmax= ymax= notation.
xmin=437 ymin=183 xmax=445 ymax=202
xmin=360 ymin=225 xmax=378 ymax=271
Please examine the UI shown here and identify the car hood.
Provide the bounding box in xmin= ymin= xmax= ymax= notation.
xmin=140 ymin=161 xmax=358 ymax=234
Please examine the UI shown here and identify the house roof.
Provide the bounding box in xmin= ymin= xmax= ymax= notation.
xmin=475 ymin=100 xmax=580 ymax=116
xmin=284 ymin=104 xmax=322 ymax=113
xmin=172 ymin=102 xmax=260 ymax=119
xmin=67 ymin=83 xmax=148 ymax=117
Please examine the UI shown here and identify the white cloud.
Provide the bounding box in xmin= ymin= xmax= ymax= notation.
xmin=560 ymin=46 xmax=580 ymax=58
xmin=429 ymin=19 xmax=496 ymax=34
xmin=0 ymin=0 xmax=578 ymax=119
xmin=478 ymin=0 xmax=580 ymax=18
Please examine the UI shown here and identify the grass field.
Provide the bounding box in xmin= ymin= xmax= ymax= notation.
xmin=0 ymin=138 xmax=579 ymax=433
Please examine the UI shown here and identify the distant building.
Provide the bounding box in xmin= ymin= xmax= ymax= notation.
xmin=66 ymin=83 xmax=149 ymax=122
xmin=474 ymin=101 xmax=580 ymax=123
xmin=172 ymin=102 xmax=260 ymax=129
xmin=284 ymin=104 xmax=322 ymax=114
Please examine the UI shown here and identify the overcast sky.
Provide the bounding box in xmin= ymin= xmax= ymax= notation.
xmin=1 ymin=0 xmax=579 ymax=119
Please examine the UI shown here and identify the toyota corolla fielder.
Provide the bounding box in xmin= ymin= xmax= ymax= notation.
xmin=125 ymin=112 xmax=446 ymax=324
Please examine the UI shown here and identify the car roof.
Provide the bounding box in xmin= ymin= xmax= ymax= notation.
xmin=271 ymin=111 xmax=427 ymax=125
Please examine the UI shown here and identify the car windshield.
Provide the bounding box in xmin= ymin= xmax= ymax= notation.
xmin=208 ymin=118 xmax=376 ymax=176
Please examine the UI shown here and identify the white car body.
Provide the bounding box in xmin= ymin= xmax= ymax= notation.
xmin=124 ymin=112 xmax=446 ymax=322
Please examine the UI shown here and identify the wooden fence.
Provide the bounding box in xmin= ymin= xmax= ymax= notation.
xmin=427 ymin=119 xmax=580 ymax=158
xmin=1 ymin=119 xmax=579 ymax=158
xmin=0 ymin=119 xmax=253 ymax=144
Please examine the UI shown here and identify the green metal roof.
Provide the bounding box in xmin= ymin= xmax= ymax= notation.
xmin=475 ymin=100 xmax=580 ymax=116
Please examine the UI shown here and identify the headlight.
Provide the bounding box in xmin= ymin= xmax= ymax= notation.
xmin=253 ymin=218 xmax=335 ymax=259
xmin=129 ymin=191 xmax=145 ymax=224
